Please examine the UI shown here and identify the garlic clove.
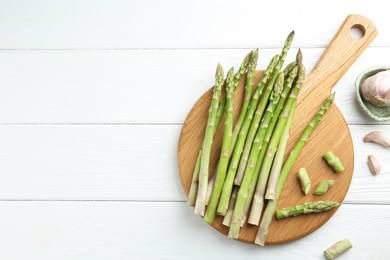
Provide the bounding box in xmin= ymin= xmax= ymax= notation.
xmin=361 ymin=70 xmax=390 ymax=107
xmin=367 ymin=155 xmax=381 ymax=175
xmin=363 ymin=131 xmax=390 ymax=149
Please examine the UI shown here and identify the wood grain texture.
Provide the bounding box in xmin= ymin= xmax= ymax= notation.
xmin=0 ymin=202 xmax=387 ymax=259
xmin=1 ymin=47 xmax=388 ymax=125
xmin=0 ymin=0 xmax=388 ymax=49
xmin=178 ymin=71 xmax=354 ymax=244
xmin=178 ymin=15 xmax=377 ymax=244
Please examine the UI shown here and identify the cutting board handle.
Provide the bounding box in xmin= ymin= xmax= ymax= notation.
xmin=299 ymin=14 xmax=377 ymax=101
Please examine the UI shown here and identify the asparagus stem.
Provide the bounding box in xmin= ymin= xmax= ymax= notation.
xmin=240 ymin=62 xmax=300 ymax=225
xmin=231 ymin=50 xmax=258 ymax=150
xmin=324 ymin=239 xmax=353 ymax=260
xmin=216 ymin=55 xmax=279 ymax=215
xmin=194 ymin=64 xmax=224 ymax=216
xmin=255 ymin=93 xmax=335 ymax=246
xmin=222 ymin=187 xmax=238 ymax=226
xmin=204 ymin=68 xmax=235 ymax=223
xmin=297 ymin=168 xmax=311 ymax=195
xmin=249 ymin=64 xmax=306 ymax=225
xmin=265 ymin=89 xmax=298 ymax=200
xmin=254 ymin=50 xmax=302 ymax=176
xmin=187 ymin=51 xmax=250 ymax=207
xmin=234 ymin=32 xmax=294 ymax=186
xmin=228 ymin=74 xmax=284 ymax=238
xmin=276 ymin=201 xmax=340 ymax=219
xmin=323 ymin=151 xmax=345 ymax=173
xmin=314 ymin=180 xmax=335 ymax=196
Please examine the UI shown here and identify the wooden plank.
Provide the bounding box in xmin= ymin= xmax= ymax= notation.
xmin=0 ymin=201 xmax=387 ymax=259
xmin=0 ymin=124 xmax=387 ymax=203
xmin=0 ymin=0 xmax=388 ymax=49
xmin=0 ymin=48 xmax=388 ymax=124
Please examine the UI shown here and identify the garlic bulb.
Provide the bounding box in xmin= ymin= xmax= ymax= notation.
xmin=361 ymin=70 xmax=390 ymax=107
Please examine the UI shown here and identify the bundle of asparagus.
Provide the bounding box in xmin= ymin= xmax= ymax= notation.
xmin=186 ymin=31 xmax=336 ymax=245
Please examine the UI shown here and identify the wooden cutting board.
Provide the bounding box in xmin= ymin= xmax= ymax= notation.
xmin=177 ymin=15 xmax=377 ymax=245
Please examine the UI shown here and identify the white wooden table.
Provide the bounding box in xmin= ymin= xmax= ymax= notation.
xmin=0 ymin=1 xmax=389 ymax=259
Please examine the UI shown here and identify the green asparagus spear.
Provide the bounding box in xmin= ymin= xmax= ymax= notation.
xmin=216 ymin=55 xmax=279 ymax=215
xmin=228 ymin=74 xmax=284 ymax=238
xmin=249 ymin=64 xmax=306 ymax=225
xmin=240 ymin=63 xmax=300 ymax=225
xmin=230 ymin=50 xmax=258 ymax=150
xmin=194 ymin=64 xmax=224 ymax=216
xmin=265 ymin=91 xmax=299 ymax=201
xmin=187 ymin=51 xmax=251 ymax=207
xmin=204 ymin=68 xmax=235 ymax=224
xmin=255 ymin=93 xmax=335 ymax=246
xmin=234 ymin=32 xmax=295 ymax=186
xmin=276 ymin=201 xmax=340 ymax=219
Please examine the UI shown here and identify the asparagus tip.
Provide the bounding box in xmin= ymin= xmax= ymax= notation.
xmin=216 ymin=63 xmax=224 ymax=79
xmin=296 ymin=48 xmax=303 ymax=64
xmin=287 ymin=30 xmax=295 ymax=40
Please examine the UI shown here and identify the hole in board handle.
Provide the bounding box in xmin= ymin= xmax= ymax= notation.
xmin=350 ymin=24 xmax=366 ymax=40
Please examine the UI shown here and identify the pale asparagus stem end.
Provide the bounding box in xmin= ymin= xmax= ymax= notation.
xmin=324 ymin=239 xmax=353 ymax=260
xmin=203 ymin=67 xmax=235 ymax=223
xmin=222 ymin=187 xmax=238 ymax=226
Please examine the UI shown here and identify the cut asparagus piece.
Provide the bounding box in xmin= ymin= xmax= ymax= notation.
xmin=323 ymin=151 xmax=345 ymax=173
xmin=324 ymin=239 xmax=353 ymax=260
xmin=204 ymin=68 xmax=235 ymax=224
xmin=314 ymin=180 xmax=335 ymax=196
xmin=194 ymin=64 xmax=224 ymax=216
xmin=228 ymin=74 xmax=284 ymax=239
xmin=222 ymin=187 xmax=238 ymax=226
xmin=231 ymin=50 xmax=258 ymax=150
xmin=216 ymin=55 xmax=279 ymax=215
xmin=234 ymin=32 xmax=295 ymax=186
xmin=275 ymin=201 xmax=340 ymax=219
xmin=255 ymin=93 xmax=336 ymax=246
xmin=264 ymin=96 xmax=297 ymax=200
xmin=240 ymin=62 xmax=300 ymax=225
xmin=249 ymin=64 xmax=306 ymax=225
xmin=297 ymin=168 xmax=311 ymax=195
